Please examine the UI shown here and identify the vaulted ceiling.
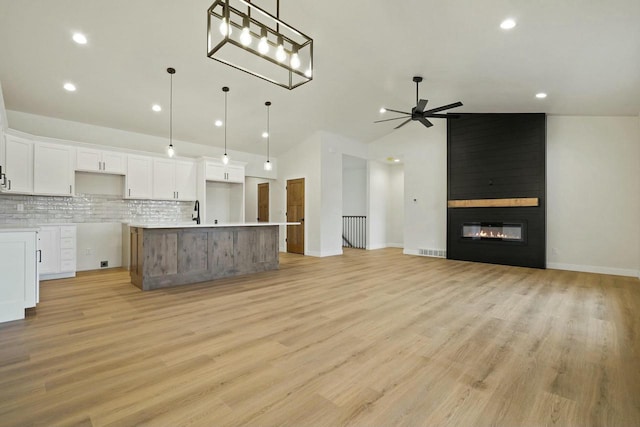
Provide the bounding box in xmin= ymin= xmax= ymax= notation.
xmin=0 ymin=0 xmax=638 ymax=156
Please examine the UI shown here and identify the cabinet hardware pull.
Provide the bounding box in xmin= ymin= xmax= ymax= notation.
xmin=37 ymin=249 xmax=42 ymax=263
xmin=129 ymin=189 xmax=131 ymax=196
xmin=8 ymin=179 xmax=11 ymax=190
xmin=70 ymin=185 xmax=72 ymax=194
xmin=176 ymin=191 xmax=179 ymax=199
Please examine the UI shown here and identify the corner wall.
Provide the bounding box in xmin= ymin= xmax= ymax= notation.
xmin=547 ymin=116 xmax=640 ymax=276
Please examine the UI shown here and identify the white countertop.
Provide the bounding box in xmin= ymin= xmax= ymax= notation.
xmin=127 ymin=222 xmax=300 ymax=229
xmin=0 ymin=225 xmax=40 ymax=233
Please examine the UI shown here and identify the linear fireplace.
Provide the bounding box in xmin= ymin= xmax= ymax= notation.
xmin=461 ymin=222 xmax=524 ymax=242
xmin=447 ymin=113 xmax=546 ymax=268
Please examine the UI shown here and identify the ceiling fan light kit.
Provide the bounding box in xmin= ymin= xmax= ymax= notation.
xmin=207 ymin=0 xmax=313 ymax=90
xmin=375 ymin=76 xmax=463 ymax=130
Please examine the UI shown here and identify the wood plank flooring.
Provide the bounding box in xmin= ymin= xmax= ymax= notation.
xmin=1 ymin=248 xmax=639 ymax=426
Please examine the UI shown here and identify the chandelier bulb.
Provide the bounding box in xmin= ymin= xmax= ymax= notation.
xmin=222 ymin=153 xmax=229 ymax=165
xmin=264 ymin=160 xmax=272 ymax=171
xmin=276 ymin=45 xmax=286 ymax=62
xmin=291 ymin=52 xmax=301 ymax=69
xmin=219 ymin=18 xmax=232 ymax=36
xmin=240 ymin=19 xmax=251 ymax=46
xmin=258 ymin=36 xmax=269 ymax=54
xmin=167 ymin=145 xmax=175 ymax=158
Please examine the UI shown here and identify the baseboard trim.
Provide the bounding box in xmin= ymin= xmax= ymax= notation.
xmin=547 ymin=262 xmax=640 ymax=278
xmin=40 ymin=272 xmax=76 ymax=281
xmin=306 ymin=249 xmax=343 ymax=258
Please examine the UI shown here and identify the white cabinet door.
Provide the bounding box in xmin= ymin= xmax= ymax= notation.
xmin=3 ymin=134 xmax=34 ymax=194
xmin=205 ymin=161 xmax=244 ymax=183
xmin=77 ymin=148 xmax=126 ymax=174
xmin=34 ymin=142 xmax=75 ymax=196
xmin=38 ymin=226 xmax=60 ymax=275
xmin=226 ymin=165 xmax=245 ymax=183
xmin=126 ymin=155 xmax=152 ymax=199
xmin=175 ymin=160 xmax=197 ymax=201
xmin=76 ymin=148 xmax=102 ymax=172
xmin=152 ymin=158 xmax=176 ymax=200
xmin=0 ymin=231 xmax=38 ymax=322
xmin=102 ymin=151 xmax=126 ymax=174
xmin=205 ymin=161 xmax=226 ymax=181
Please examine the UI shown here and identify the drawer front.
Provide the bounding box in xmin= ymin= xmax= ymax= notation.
xmin=60 ymin=259 xmax=76 ymax=272
xmin=60 ymin=237 xmax=75 ymax=249
xmin=60 ymin=226 xmax=76 ymax=238
xmin=60 ymin=248 xmax=75 ymax=260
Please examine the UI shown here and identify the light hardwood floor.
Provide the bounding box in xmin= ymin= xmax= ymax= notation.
xmin=1 ymin=248 xmax=639 ymax=427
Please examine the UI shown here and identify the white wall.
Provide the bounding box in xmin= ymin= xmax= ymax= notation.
xmin=368 ymin=123 xmax=448 ymax=255
xmin=342 ymin=155 xmax=367 ymax=216
xmin=387 ymin=164 xmax=404 ymax=247
xmin=274 ymin=132 xmax=322 ymax=254
xmin=367 ymin=161 xmax=389 ymax=249
xmin=547 ymin=116 xmax=640 ymax=276
xmin=76 ymin=223 xmax=123 ymax=271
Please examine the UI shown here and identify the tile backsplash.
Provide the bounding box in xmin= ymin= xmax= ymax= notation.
xmin=0 ymin=193 xmax=193 ymax=225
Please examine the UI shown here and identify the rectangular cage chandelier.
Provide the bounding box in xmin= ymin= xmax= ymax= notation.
xmin=207 ymin=0 xmax=313 ymax=90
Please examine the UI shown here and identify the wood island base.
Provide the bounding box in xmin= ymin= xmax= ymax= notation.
xmin=129 ymin=225 xmax=279 ymax=290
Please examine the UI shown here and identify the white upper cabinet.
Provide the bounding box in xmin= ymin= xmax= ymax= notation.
xmin=126 ymin=154 xmax=152 ymax=199
xmin=174 ymin=160 xmax=197 ymax=201
xmin=33 ymin=142 xmax=75 ymax=196
xmin=152 ymin=158 xmax=197 ymax=201
xmin=205 ymin=160 xmax=244 ymax=183
xmin=2 ymin=134 xmax=34 ymax=194
xmin=76 ymin=147 xmax=126 ymax=174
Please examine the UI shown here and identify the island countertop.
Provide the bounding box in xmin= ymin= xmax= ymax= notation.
xmin=127 ymin=222 xmax=299 ymax=229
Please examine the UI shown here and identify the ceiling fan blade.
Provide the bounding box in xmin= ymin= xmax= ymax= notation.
xmin=415 ymin=99 xmax=428 ymax=113
xmin=384 ymin=108 xmax=411 ymax=115
xmin=418 ymin=117 xmax=433 ymax=128
xmin=422 ymin=101 xmax=463 ymax=115
xmin=374 ymin=116 xmax=411 ymax=123
xmin=423 ymin=113 xmax=461 ymax=119
xmin=394 ymin=118 xmax=413 ymax=129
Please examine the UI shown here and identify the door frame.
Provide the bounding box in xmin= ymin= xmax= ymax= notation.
xmin=286 ymin=177 xmax=305 ymax=254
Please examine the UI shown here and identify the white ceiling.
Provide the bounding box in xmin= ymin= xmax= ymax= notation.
xmin=1 ymin=0 xmax=639 ymax=156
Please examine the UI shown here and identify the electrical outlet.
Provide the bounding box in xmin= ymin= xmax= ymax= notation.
xmin=85 ymin=248 xmax=92 ymax=255
xmin=100 ymin=260 xmax=108 ymax=268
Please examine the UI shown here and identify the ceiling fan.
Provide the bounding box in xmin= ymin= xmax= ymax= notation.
xmin=375 ymin=76 xmax=463 ymax=129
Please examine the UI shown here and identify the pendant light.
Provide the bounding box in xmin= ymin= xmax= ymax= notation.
xmin=222 ymin=86 xmax=230 ymax=165
xmin=264 ymin=101 xmax=272 ymax=171
xmin=166 ymin=67 xmax=176 ymax=157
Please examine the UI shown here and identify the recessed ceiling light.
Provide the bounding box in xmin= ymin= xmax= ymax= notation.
xmin=535 ymin=92 xmax=547 ymax=99
xmin=63 ymin=82 xmax=76 ymax=92
xmin=500 ymin=18 xmax=516 ymax=30
xmin=393 ymin=158 xmax=401 ymax=163
xmin=262 ymin=132 xmax=269 ymax=138
xmin=152 ymin=104 xmax=162 ymax=112
xmin=379 ymin=107 xmax=387 ymax=113
xmin=215 ymin=120 xmax=223 ymax=127
xmin=72 ymin=32 xmax=87 ymax=45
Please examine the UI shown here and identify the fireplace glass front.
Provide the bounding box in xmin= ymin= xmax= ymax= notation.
xmin=461 ymin=222 xmax=524 ymax=242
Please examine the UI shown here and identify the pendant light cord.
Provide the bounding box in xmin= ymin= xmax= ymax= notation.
xmin=267 ymin=103 xmax=270 ymax=162
xmin=170 ymin=72 xmax=173 ymax=147
xmin=224 ymin=90 xmax=228 ymax=155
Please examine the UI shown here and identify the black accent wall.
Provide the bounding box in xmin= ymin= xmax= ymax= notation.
xmin=447 ymin=113 xmax=546 ymax=268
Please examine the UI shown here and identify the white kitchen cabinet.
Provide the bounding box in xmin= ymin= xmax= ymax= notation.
xmin=0 ymin=229 xmax=38 ymax=323
xmin=126 ymin=154 xmax=152 ymax=199
xmin=2 ymin=134 xmax=34 ymax=194
xmin=152 ymin=158 xmax=197 ymax=201
xmin=205 ymin=161 xmax=244 ymax=183
xmin=33 ymin=142 xmax=75 ymax=196
xmin=76 ymin=147 xmax=126 ymax=174
xmin=38 ymin=225 xmax=76 ymax=280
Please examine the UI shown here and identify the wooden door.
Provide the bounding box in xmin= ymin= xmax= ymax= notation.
xmin=257 ymin=183 xmax=269 ymax=222
xmin=286 ymin=178 xmax=305 ymax=254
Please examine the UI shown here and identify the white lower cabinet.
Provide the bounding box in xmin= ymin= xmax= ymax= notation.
xmin=0 ymin=229 xmax=38 ymax=323
xmin=38 ymin=225 xmax=77 ymax=280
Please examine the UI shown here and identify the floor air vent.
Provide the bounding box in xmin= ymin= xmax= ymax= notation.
xmin=418 ymin=248 xmax=446 ymax=258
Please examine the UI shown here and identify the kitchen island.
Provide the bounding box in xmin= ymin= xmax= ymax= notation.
xmin=129 ymin=223 xmax=295 ymax=290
